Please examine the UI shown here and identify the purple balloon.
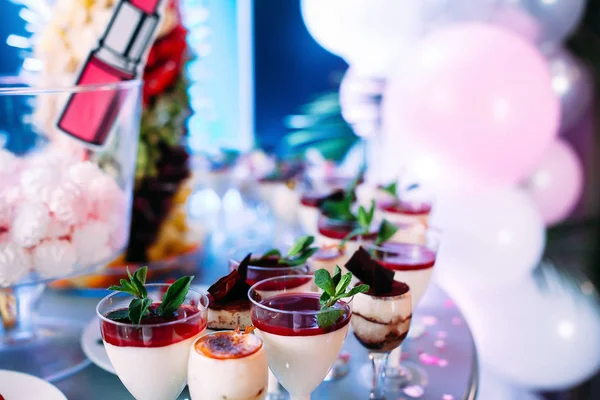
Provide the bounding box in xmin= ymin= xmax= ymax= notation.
xmin=524 ymin=139 xmax=583 ymax=226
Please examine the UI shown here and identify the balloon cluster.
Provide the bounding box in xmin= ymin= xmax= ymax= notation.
xmin=302 ymin=0 xmax=600 ymax=392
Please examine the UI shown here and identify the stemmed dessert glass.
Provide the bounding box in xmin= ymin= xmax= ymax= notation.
xmin=249 ymin=275 xmax=353 ymax=400
xmin=351 ymin=283 xmax=412 ymax=400
xmin=0 ymin=77 xmax=141 ymax=380
xmin=97 ymin=284 xmax=209 ymax=400
xmin=366 ymin=227 xmax=441 ymax=389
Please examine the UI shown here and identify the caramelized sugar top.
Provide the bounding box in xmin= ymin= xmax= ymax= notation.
xmin=195 ymin=331 xmax=262 ymax=360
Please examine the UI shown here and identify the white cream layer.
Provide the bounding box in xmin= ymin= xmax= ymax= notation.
xmin=256 ymin=325 xmax=349 ymax=397
xmin=104 ymin=334 xmax=200 ymax=400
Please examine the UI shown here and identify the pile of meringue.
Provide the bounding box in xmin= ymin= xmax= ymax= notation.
xmin=0 ymin=148 xmax=129 ymax=287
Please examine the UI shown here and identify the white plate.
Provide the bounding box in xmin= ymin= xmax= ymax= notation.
xmin=0 ymin=370 xmax=67 ymax=400
xmin=81 ymin=284 xmax=210 ymax=375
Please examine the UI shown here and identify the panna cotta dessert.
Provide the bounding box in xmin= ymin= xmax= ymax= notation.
xmin=298 ymin=188 xmax=345 ymax=235
xmin=188 ymin=329 xmax=268 ymax=400
xmin=249 ymin=274 xmax=361 ymax=399
xmin=207 ymin=255 xmax=253 ymax=330
xmin=98 ymin=270 xmax=208 ymax=400
xmin=308 ymin=245 xmax=346 ymax=276
xmin=316 ymin=216 xmax=377 ymax=257
xmin=256 ymin=164 xmax=302 ymax=223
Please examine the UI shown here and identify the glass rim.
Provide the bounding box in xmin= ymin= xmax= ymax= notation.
xmin=248 ymin=274 xmax=353 ymax=316
xmin=365 ymin=226 xmax=442 ymax=251
xmin=0 ymin=76 xmax=143 ymax=96
xmin=96 ymin=284 xmax=209 ymax=329
xmin=230 ymin=258 xmax=310 ymax=272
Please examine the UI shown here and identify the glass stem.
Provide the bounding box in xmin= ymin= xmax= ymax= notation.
xmin=369 ymin=351 xmax=389 ymax=400
xmin=0 ymin=284 xmax=45 ymax=343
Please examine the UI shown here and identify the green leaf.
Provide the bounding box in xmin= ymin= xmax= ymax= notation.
xmin=134 ymin=266 xmax=148 ymax=286
xmin=316 ymin=308 xmax=344 ymax=329
xmin=126 ymin=267 xmax=134 ymax=282
xmin=287 ymin=235 xmax=314 ymax=257
xmin=285 ymin=247 xmax=319 ymax=266
xmin=107 ymin=285 xmax=124 ymax=292
xmin=320 ymin=291 xmax=331 ymax=305
xmin=119 ymin=279 xmax=138 ymax=295
xmin=131 ymin=273 xmax=147 ymax=299
xmin=342 ymin=284 xmax=370 ymax=298
xmin=332 ymin=266 xmax=342 ymax=287
xmin=381 ymin=181 xmax=397 ymax=197
xmin=128 ymin=297 xmax=152 ymax=325
xmin=314 ymin=269 xmax=335 ymax=296
xmin=376 ymin=219 xmax=399 ymax=246
xmin=158 ymin=276 xmax=194 ymax=317
xmin=335 ymin=272 xmax=353 ymax=295
xmin=357 ymin=206 xmax=369 ymax=229
xmin=320 ymin=197 xmax=356 ymax=222
xmin=106 ymin=308 xmax=130 ymax=322
xmin=367 ymin=200 xmax=376 ymax=225
xmin=261 ymin=249 xmax=282 ymax=259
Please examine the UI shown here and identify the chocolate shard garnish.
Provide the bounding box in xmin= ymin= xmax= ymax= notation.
xmin=345 ymin=247 xmax=395 ymax=296
xmin=208 ymin=254 xmax=252 ymax=304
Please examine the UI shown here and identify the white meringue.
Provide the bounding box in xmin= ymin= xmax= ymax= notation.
xmin=48 ymin=181 xmax=89 ymax=225
xmin=67 ymin=161 xmax=104 ymax=188
xmin=46 ymin=218 xmax=72 ymax=239
xmin=10 ymin=202 xmax=50 ymax=248
xmin=0 ymin=187 xmax=20 ymax=228
xmin=0 ymin=241 xmax=31 ymax=286
xmin=20 ymin=167 xmax=59 ymax=203
xmin=87 ymin=174 xmax=126 ymax=217
xmin=71 ymin=220 xmax=112 ymax=266
xmin=0 ymin=149 xmax=20 ymax=176
xmin=32 ymin=239 xmax=77 ymax=278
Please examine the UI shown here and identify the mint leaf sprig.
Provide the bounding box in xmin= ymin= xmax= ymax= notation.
xmin=254 ymin=235 xmax=319 ymax=267
xmin=108 ymin=266 xmax=194 ymax=324
xmin=381 ymin=180 xmax=420 ymax=200
xmin=313 ymin=267 xmax=369 ymax=328
xmin=318 ymin=169 xmax=363 ymax=222
xmin=338 ymin=200 xmax=399 ymax=249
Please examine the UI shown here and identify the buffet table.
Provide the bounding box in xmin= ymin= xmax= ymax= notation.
xmin=43 ymin=259 xmax=478 ymax=400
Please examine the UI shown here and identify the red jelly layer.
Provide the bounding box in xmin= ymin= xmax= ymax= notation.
xmin=252 ymin=293 xmax=350 ymax=337
xmin=317 ymin=220 xmax=377 ymax=241
xmin=375 ymin=242 xmax=436 ymax=271
xmin=251 ymin=276 xmax=313 ymax=291
xmin=300 ymin=195 xmax=320 ymax=207
xmin=101 ymin=303 xmax=206 ymax=347
xmin=379 ymin=201 xmax=432 ymax=215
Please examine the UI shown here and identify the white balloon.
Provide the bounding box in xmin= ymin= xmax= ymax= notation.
xmin=456 ymin=269 xmax=600 ymax=390
xmin=301 ymin=0 xmax=422 ymax=77
xmin=478 ymin=366 xmax=542 ymax=400
xmin=431 ymin=188 xmax=545 ymax=289
xmin=503 ymin=0 xmax=587 ymax=50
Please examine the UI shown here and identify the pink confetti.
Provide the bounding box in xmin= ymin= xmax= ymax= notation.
xmin=452 ymin=317 xmax=462 ymax=326
xmin=442 ymin=395 xmax=454 ymax=400
xmin=439 ymin=359 xmax=449 ymax=368
xmin=419 ymin=352 xmax=441 ymax=365
xmin=421 ymin=315 xmax=438 ymax=326
xmin=443 ymin=299 xmax=455 ymax=308
xmin=434 ymin=339 xmax=446 ymax=349
xmin=403 ymin=385 xmax=425 ymax=398
xmin=437 ymin=331 xmax=448 ymax=339
xmin=339 ymin=351 xmax=351 ymax=363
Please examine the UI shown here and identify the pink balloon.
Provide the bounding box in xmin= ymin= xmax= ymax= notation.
xmin=382 ymin=23 xmax=560 ymax=194
xmin=525 ymin=139 xmax=583 ymax=226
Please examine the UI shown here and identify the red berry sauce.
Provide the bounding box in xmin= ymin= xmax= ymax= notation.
xmin=101 ymin=303 xmax=206 ymax=347
xmin=375 ymin=242 xmax=436 ymax=271
xmin=252 ymin=293 xmax=350 ymax=337
xmin=379 ymin=200 xmax=432 ymax=216
xmin=317 ymin=219 xmax=377 ymax=241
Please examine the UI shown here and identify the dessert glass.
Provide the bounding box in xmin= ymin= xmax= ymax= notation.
xmin=0 ymin=77 xmax=141 ymax=380
xmin=188 ymin=331 xmax=269 ymax=400
xmin=366 ymin=227 xmax=441 ymax=390
xmin=97 ymin=284 xmax=209 ymax=400
xmin=249 ymin=275 xmax=353 ymax=400
xmin=352 ymin=284 xmax=412 ymax=400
